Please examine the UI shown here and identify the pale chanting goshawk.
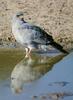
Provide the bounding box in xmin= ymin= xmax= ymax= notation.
xmin=12 ymin=12 xmax=68 ymax=57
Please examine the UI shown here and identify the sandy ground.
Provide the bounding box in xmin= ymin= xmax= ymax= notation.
xmin=0 ymin=0 xmax=73 ymax=49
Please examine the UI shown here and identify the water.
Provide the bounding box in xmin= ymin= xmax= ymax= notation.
xmin=0 ymin=49 xmax=73 ymax=100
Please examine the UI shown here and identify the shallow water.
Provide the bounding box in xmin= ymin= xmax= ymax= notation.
xmin=0 ymin=49 xmax=73 ymax=100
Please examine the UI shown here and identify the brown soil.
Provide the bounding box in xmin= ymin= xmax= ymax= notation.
xmin=0 ymin=0 xmax=73 ymax=49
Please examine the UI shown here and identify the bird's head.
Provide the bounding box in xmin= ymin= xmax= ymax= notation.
xmin=12 ymin=11 xmax=28 ymax=24
xmin=15 ymin=12 xmax=24 ymax=20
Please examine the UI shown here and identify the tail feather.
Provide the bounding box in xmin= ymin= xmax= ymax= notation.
xmin=49 ymin=41 xmax=69 ymax=54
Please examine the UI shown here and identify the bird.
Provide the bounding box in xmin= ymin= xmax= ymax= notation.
xmin=12 ymin=12 xmax=68 ymax=57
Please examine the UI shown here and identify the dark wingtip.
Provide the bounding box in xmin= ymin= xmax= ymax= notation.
xmin=61 ymin=49 xmax=69 ymax=54
xmin=49 ymin=41 xmax=69 ymax=54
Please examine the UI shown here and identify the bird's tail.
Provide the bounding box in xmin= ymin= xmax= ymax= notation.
xmin=49 ymin=41 xmax=69 ymax=54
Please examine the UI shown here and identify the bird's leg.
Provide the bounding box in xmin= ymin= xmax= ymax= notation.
xmin=25 ymin=48 xmax=31 ymax=58
xmin=25 ymin=48 xmax=29 ymax=58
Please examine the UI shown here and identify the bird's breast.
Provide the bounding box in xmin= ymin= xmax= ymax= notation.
xmin=12 ymin=23 xmax=34 ymax=45
xmin=12 ymin=24 xmax=24 ymax=44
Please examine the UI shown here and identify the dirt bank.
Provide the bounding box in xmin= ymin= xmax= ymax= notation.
xmin=0 ymin=0 xmax=73 ymax=49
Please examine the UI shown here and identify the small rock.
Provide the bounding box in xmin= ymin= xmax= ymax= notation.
xmin=32 ymin=95 xmax=38 ymax=99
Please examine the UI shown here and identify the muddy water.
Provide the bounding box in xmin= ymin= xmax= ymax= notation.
xmin=0 ymin=49 xmax=73 ymax=100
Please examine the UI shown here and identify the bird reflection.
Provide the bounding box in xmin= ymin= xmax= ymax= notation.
xmin=11 ymin=54 xmax=65 ymax=94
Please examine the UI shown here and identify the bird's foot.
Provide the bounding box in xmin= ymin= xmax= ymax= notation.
xmin=25 ymin=53 xmax=31 ymax=58
xmin=25 ymin=54 xmax=29 ymax=58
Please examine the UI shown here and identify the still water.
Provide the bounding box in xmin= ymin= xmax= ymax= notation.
xmin=0 ymin=49 xmax=73 ymax=100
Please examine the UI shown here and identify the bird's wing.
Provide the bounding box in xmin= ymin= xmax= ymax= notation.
xmin=19 ymin=22 xmax=54 ymax=45
xmin=32 ymin=25 xmax=53 ymax=43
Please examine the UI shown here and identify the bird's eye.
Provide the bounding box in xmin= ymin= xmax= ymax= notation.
xmin=17 ymin=15 xmax=20 ymax=17
xmin=16 ymin=13 xmax=23 ymax=17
